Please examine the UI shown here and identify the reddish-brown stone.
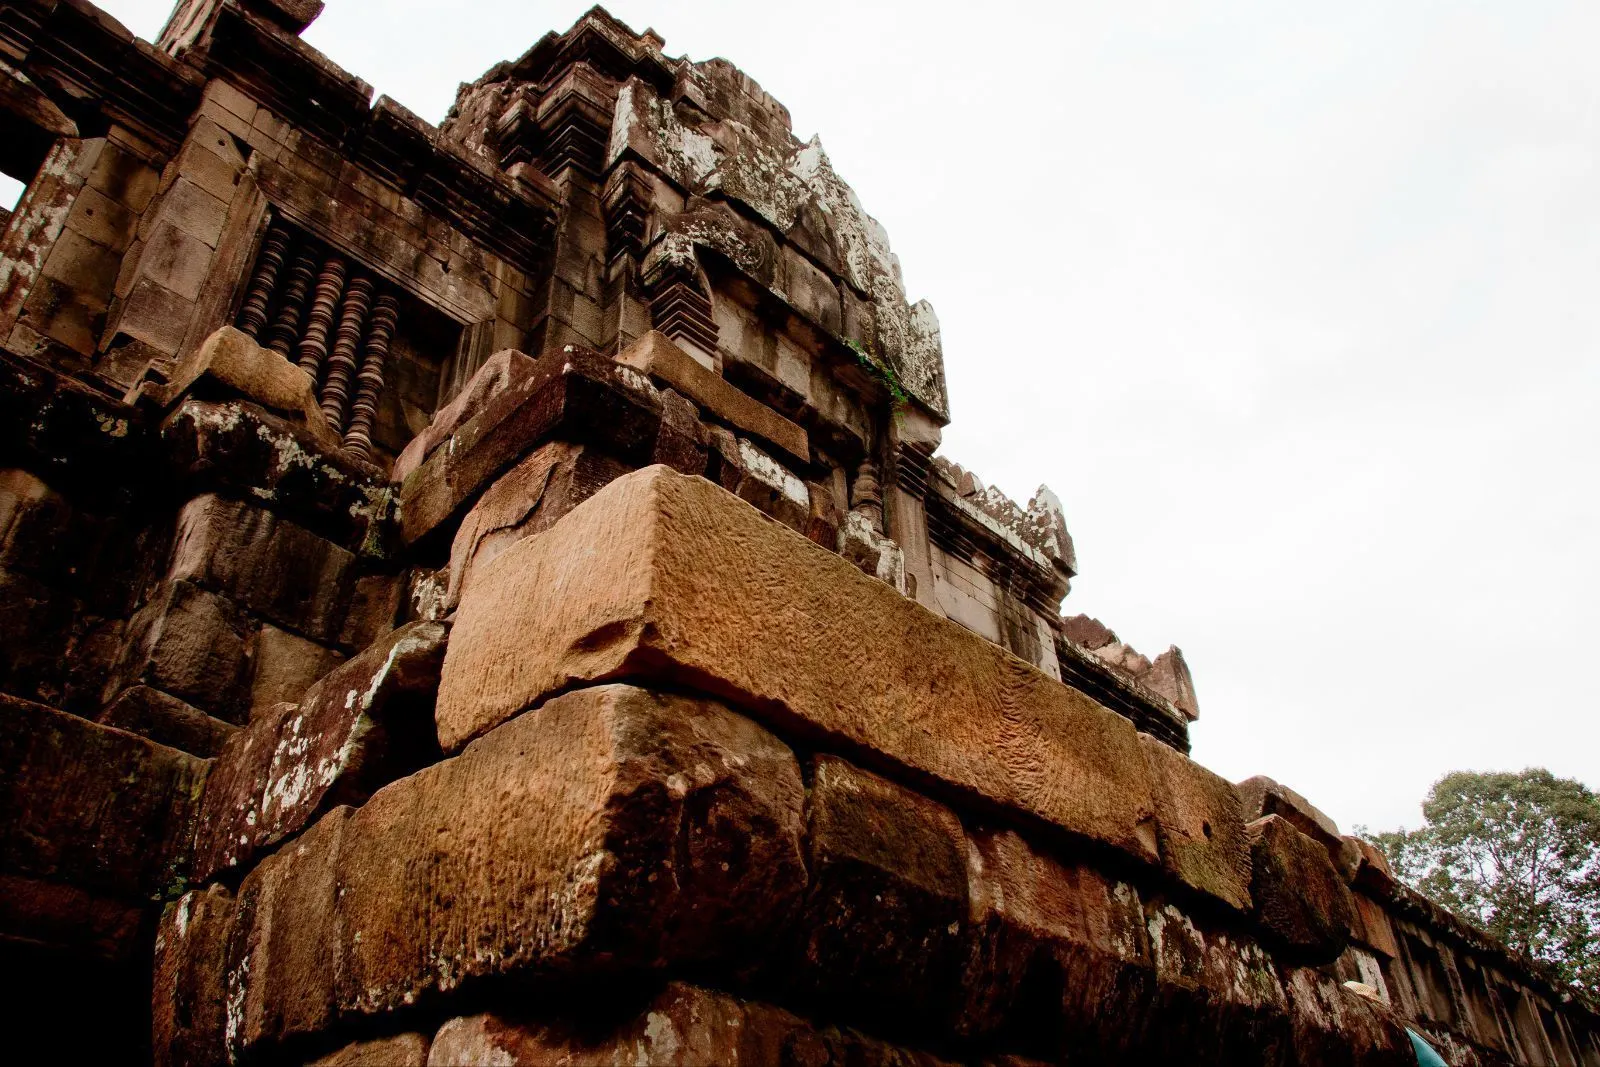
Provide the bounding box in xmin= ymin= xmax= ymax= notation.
xmin=1279 ymin=966 xmax=1414 ymax=1066
xmin=1140 ymin=733 xmax=1252 ymax=913
xmin=0 ymin=872 xmax=144 ymax=963
xmin=1248 ymin=814 xmax=1355 ymax=964
xmin=438 ymin=465 xmax=1162 ymax=867
xmin=152 ymin=884 xmax=236 ymax=1067
xmin=0 ymin=693 xmax=205 ymax=900
xmin=425 ymin=983 xmax=942 ymax=1067
xmin=445 ymin=440 xmax=630 ymax=610
xmin=207 ymin=685 xmax=804 ymax=1054
xmin=169 ymin=493 xmax=357 ymax=643
xmin=958 ymin=825 xmax=1150 ymax=1049
xmin=796 ymin=755 xmax=968 ymax=1022
xmin=1236 ymin=775 xmax=1343 ymax=851
xmin=99 ymin=683 xmax=237 ymax=757
xmin=247 ymin=623 xmax=345 ymax=717
xmin=104 ymin=579 xmax=251 ymax=720
xmin=396 ymin=347 xmax=665 ymax=547
xmin=391 ymin=348 xmax=538 ymax=484
xmin=309 ymin=1033 xmax=430 ymax=1066
xmin=192 ymin=619 xmax=448 ymax=882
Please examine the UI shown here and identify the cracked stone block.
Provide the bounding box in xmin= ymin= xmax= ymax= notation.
xmin=212 ymin=684 xmax=804 ymax=1054
xmin=168 ymin=493 xmax=356 ymax=643
xmin=1248 ymin=815 xmax=1355 ymax=965
xmin=104 ymin=578 xmax=251 ymax=720
xmin=437 ymin=464 xmax=1160 ymax=867
xmin=192 ymin=620 xmax=448 ymax=882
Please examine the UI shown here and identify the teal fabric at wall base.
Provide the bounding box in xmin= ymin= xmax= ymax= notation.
xmin=1407 ymin=1029 xmax=1449 ymax=1067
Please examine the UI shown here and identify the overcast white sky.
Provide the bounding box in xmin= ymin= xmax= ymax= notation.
xmin=92 ymin=0 xmax=1599 ymax=834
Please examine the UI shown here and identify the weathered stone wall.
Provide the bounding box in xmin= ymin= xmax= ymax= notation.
xmin=0 ymin=2 xmax=1595 ymax=1065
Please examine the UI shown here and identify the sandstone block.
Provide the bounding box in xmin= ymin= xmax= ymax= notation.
xmin=1337 ymin=834 xmax=1397 ymax=888
xmin=0 ymin=872 xmax=143 ymax=964
xmin=729 ymin=436 xmax=809 ymax=532
xmin=310 ymin=1033 xmax=429 ymax=1067
xmin=837 ymin=510 xmax=908 ymax=593
xmin=1143 ymin=900 xmax=1290 ymax=1065
xmin=141 ymin=327 xmax=338 ymax=446
xmin=160 ymin=399 xmax=389 ymax=550
xmin=616 ymin=330 xmax=809 ymax=463
xmin=332 ymin=685 xmax=804 ymax=1024
xmin=153 ymin=885 xmax=236 ymax=1067
xmin=338 ymin=573 xmax=404 ymax=650
xmin=438 ymin=465 xmax=1160 ymax=865
xmin=1140 ymin=734 xmax=1252 ymax=912
xmin=1279 ymin=967 xmax=1413 ymax=1066
xmin=959 ymin=825 xmax=1150 ymax=1045
xmin=1350 ymin=892 xmax=1401 ymax=959
xmin=797 ymin=755 xmax=967 ymax=1020
xmin=116 ymin=276 xmax=196 ymax=357
xmin=445 ymin=440 xmax=629 ymax=610
xmin=654 ymin=385 xmax=709 ymax=474
xmin=213 ymin=684 xmax=803 ymax=1051
xmin=392 ymin=348 xmax=538 ymax=484
xmin=169 ymin=493 xmax=356 ymax=643
xmin=0 ymin=693 xmax=205 ymax=899
xmin=1236 ymin=775 xmax=1342 ymax=850
xmin=227 ymin=806 xmax=352 ymax=1055
xmin=1248 ymin=815 xmax=1355 ymax=963
xmin=0 ymin=468 xmax=73 ymax=583
xmin=105 ymin=579 xmax=251 ymax=719
xmin=99 ymin=684 xmax=237 ymax=757
xmin=397 ymin=346 xmax=663 ymax=547
xmin=247 ymin=623 xmax=343 ymax=717
xmin=193 ymin=620 xmax=448 ymax=882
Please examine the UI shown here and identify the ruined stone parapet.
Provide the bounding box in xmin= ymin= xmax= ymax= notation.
xmin=1061 ymin=612 xmax=1201 ymax=723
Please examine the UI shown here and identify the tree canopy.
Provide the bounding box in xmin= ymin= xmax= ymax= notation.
xmin=1367 ymin=769 xmax=1600 ymax=997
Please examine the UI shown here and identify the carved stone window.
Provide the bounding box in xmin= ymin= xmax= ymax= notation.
xmin=234 ymin=215 xmax=462 ymax=468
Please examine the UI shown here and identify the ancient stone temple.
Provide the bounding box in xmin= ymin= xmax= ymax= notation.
xmin=0 ymin=1 xmax=1594 ymax=1063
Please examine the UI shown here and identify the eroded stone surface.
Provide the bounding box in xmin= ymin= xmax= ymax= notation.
xmin=438 ymin=465 xmax=1161 ymax=866
xmin=1140 ymin=733 xmax=1252 ymax=913
xmin=209 ymin=684 xmax=804 ymax=1053
xmin=193 ymin=620 xmax=448 ymax=881
xmin=796 ymin=755 xmax=968 ymax=1021
xmin=1248 ymin=815 xmax=1355 ymax=964
xmin=0 ymin=694 xmax=205 ymax=900
xmin=959 ymin=825 xmax=1150 ymax=1046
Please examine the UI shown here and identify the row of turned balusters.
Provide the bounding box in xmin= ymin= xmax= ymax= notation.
xmin=235 ymin=220 xmax=400 ymax=464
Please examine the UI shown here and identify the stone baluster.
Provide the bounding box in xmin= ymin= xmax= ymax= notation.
xmin=319 ymin=274 xmax=374 ymax=432
xmin=235 ymin=222 xmax=292 ymax=340
xmin=294 ymin=253 xmax=348 ymax=383
xmin=264 ymin=244 xmax=320 ymax=358
xmin=851 ymin=459 xmax=885 ymax=533
xmin=343 ymin=294 xmax=399 ymax=463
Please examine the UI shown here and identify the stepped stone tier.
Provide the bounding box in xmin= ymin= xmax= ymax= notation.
xmin=0 ymin=1 xmax=1594 ymax=1064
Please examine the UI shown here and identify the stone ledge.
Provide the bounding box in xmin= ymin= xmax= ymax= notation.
xmin=438 ymin=463 xmax=1161 ymax=867
xmin=617 ymin=329 xmax=809 ymax=463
